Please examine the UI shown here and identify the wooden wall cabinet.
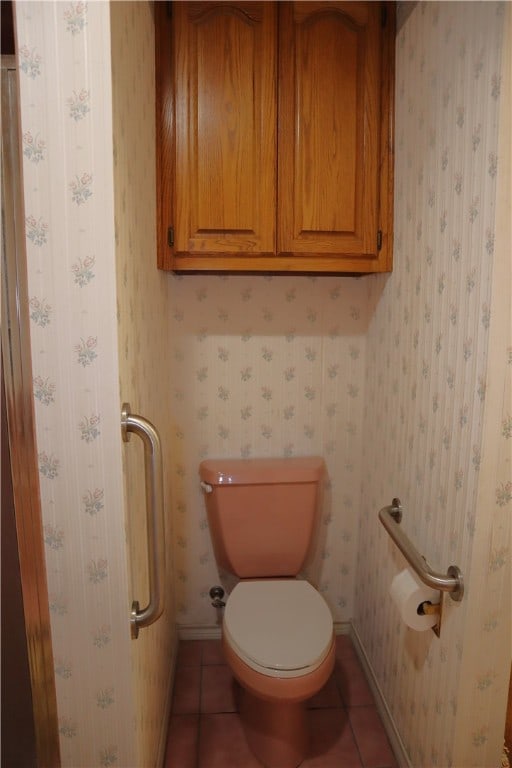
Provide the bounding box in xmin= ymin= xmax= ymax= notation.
xmin=156 ymin=1 xmax=395 ymax=273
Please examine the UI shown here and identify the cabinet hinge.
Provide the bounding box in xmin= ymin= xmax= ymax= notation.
xmin=381 ymin=4 xmax=388 ymax=27
xmin=167 ymin=226 xmax=174 ymax=247
xmin=377 ymin=230 xmax=383 ymax=251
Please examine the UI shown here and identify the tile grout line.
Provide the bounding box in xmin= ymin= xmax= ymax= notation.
xmin=332 ymin=658 xmax=365 ymax=768
xmin=346 ymin=713 xmax=366 ymax=768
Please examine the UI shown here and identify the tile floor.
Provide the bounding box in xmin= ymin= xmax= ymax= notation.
xmin=164 ymin=634 xmax=398 ymax=768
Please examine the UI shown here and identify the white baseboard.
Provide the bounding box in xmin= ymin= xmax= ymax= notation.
xmin=333 ymin=620 xmax=351 ymax=636
xmin=177 ymin=623 xmax=222 ymax=640
xmin=349 ymin=622 xmax=411 ymax=768
xmin=177 ymin=620 xmax=351 ymax=641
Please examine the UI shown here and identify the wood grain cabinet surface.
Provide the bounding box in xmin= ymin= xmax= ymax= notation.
xmin=155 ymin=1 xmax=395 ymax=273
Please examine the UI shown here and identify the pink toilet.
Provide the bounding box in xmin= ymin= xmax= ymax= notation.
xmin=199 ymin=456 xmax=335 ymax=768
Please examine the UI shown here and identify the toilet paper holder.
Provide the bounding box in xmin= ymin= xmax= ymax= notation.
xmin=419 ymin=599 xmax=441 ymax=635
xmin=381 ymin=499 xmax=464 ymax=637
xmin=418 ymin=600 xmax=440 ymax=616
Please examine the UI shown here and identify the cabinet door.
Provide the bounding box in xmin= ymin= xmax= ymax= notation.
xmin=172 ymin=2 xmax=276 ymax=267
xmin=278 ymin=2 xmax=388 ymax=269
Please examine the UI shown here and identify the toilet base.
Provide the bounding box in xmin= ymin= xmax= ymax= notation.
xmin=222 ymin=632 xmax=335 ymax=768
xmin=241 ymin=688 xmax=308 ymax=768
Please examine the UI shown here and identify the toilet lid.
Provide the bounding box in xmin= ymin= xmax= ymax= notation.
xmin=223 ymin=580 xmax=333 ymax=678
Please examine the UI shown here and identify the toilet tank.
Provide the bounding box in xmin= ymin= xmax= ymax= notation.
xmin=199 ymin=457 xmax=325 ymax=578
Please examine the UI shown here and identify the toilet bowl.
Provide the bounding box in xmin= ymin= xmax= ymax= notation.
xmin=199 ymin=457 xmax=333 ymax=768
xmin=222 ymin=579 xmax=335 ymax=768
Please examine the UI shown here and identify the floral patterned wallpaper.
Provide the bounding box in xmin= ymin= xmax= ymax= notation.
xmin=355 ymin=3 xmax=510 ymax=767
xmin=17 ymin=1 xmax=136 ymax=763
xmin=168 ymin=274 xmax=370 ymax=627
xmin=17 ymin=1 xmax=175 ymax=766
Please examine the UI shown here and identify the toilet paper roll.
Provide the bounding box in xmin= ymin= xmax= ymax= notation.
xmin=389 ymin=568 xmax=440 ymax=631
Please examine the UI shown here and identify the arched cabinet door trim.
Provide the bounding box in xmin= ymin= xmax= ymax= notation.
xmin=156 ymin=1 xmax=395 ymax=274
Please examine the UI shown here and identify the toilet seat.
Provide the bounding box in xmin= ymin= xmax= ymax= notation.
xmin=223 ymin=580 xmax=333 ymax=678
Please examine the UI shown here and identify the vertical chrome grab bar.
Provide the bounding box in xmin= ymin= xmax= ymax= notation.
xmin=121 ymin=403 xmax=165 ymax=638
xmin=379 ymin=499 xmax=464 ymax=601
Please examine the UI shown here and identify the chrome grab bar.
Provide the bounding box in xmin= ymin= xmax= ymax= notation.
xmin=379 ymin=499 xmax=464 ymax=602
xmin=121 ymin=403 xmax=165 ymax=638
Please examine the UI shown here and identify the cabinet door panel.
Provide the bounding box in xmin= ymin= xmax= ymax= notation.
xmin=278 ymin=1 xmax=381 ymax=261
xmin=174 ymin=2 xmax=276 ymax=258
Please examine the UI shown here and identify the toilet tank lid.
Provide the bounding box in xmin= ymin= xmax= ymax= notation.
xmin=199 ymin=457 xmax=325 ymax=486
